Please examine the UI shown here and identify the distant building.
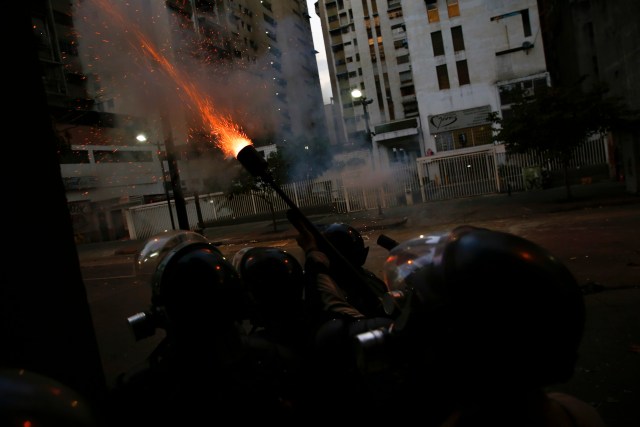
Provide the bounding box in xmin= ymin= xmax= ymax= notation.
xmin=316 ymin=0 xmax=549 ymax=169
xmin=31 ymin=0 xmax=326 ymax=241
xmin=316 ymin=0 xmax=638 ymax=192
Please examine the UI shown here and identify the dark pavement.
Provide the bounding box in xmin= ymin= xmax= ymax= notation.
xmin=77 ymin=180 xmax=640 ymax=259
xmin=77 ymin=181 xmax=640 ymax=427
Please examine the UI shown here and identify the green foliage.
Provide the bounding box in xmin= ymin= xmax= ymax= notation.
xmin=268 ymin=146 xmax=295 ymax=184
xmin=283 ymin=134 xmax=332 ymax=181
xmin=490 ymin=82 xmax=635 ymax=199
xmin=490 ymin=83 xmax=632 ymax=165
xmin=228 ymin=133 xmax=333 ymax=196
xmin=228 ymin=151 xmax=279 ymax=196
xmin=227 ymin=149 xmax=283 ymax=231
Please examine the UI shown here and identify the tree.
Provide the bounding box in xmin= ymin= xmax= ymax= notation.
xmin=284 ymin=134 xmax=332 ymax=181
xmin=490 ymin=82 xmax=634 ymax=200
xmin=227 ymin=134 xmax=332 ymax=231
xmin=228 ymin=150 xmax=288 ymax=232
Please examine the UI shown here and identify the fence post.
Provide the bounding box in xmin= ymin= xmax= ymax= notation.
xmin=194 ymin=192 xmax=204 ymax=229
xmin=292 ymin=181 xmax=300 ymax=207
xmin=342 ymin=185 xmax=351 ymax=213
xmin=250 ymin=191 xmax=257 ymax=214
xmin=124 ymin=209 xmax=137 ymax=240
xmin=492 ymin=147 xmax=502 ymax=193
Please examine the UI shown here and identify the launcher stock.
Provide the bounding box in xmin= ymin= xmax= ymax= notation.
xmin=236 ymin=144 xmax=384 ymax=316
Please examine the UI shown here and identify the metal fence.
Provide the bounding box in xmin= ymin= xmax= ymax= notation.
xmin=125 ymin=135 xmax=610 ymax=240
xmin=417 ymin=133 xmax=609 ymax=199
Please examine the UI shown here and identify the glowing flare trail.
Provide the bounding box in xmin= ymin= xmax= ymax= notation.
xmin=92 ymin=0 xmax=252 ymax=157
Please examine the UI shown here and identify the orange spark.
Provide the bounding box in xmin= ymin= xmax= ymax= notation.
xmin=93 ymin=0 xmax=253 ymax=157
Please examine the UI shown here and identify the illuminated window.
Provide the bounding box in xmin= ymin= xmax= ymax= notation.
xmin=447 ymin=0 xmax=460 ymax=18
xmin=435 ymin=125 xmax=493 ymax=152
xmin=426 ymin=3 xmax=439 ymax=23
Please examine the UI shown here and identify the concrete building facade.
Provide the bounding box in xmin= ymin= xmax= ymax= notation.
xmin=32 ymin=0 xmax=326 ymax=241
xmin=316 ymin=0 xmax=638 ymax=195
xmin=316 ymin=0 xmax=549 ymax=169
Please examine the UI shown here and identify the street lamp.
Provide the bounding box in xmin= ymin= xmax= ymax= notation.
xmin=351 ymin=89 xmax=383 ymax=216
xmin=350 ymin=89 xmax=374 ymax=144
xmin=137 ymin=133 xmax=175 ymax=229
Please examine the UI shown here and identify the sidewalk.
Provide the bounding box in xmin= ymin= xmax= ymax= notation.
xmin=76 ymin=180 xmax=639 ymax=261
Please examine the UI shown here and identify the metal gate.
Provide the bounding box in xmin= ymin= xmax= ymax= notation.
xmin=418 ymin=147 xmax=500 ymax=201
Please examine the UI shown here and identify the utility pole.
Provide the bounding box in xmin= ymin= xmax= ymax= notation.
xmin=351 ymin=89 xmax=383 ymax=216
xmin=161 ymin=116 xmax=190 ymax=230
xmin=156 ymin=140 xmax=176 ymax=229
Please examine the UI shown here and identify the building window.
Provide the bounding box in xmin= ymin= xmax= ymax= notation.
xmin=498 ymin=77 xmax=548 ymax=105
xmin=426 ymin=3 xmax=439 ymax=23
xmin=447 ymin=0 xmax=460 ymax=18
xmin=399 ymin=70 xmax=413 ymax=83
xmin=490 ymin=9 xmax=532 ymax=38
xmin=397 ymin=54 xmax=410 ymax=64
xmin=456 ymin=60 xmax=470 ymax=85
xmin=263 ymin=13 xmax=276 ymax=26
xmin=451 ymin=26 xmax=465 ymax=51
xmin=59 ymin=150 xmax=90 ymax=164
xmin=394 ymin=38 xmax=408 ymax=49
xmin=388 ymin=9 xmax=403 ymax=19
xmin=94 ymin=150 xmax=153 ymax=163
xmin=436 ymin=64 xmax=450 ymax=89
xmin=435 ymin=125 xmax=493 ymax=152
xmin=391 ymin=22 xmax=406 ymax=37
xmin=471 ymin=125 xmax=493 ymax=146
xmin=522 ymin=9 xmax=532 ymax=37
xmin=400 ymin=85 xmax=415 ymax=96
xmin=435 ymin=133 xmax=454 ymax=151
xmin=431 ymin=31 xmax=444 ymax=56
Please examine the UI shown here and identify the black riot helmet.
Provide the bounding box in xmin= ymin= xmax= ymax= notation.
xmin=232 ymin=246 xmax=304 ymax=326
xmin=135 ymin=230 xmax=209 ymax=280
xmin=128 ymin=236 xmax=249 ymax=341
xmin=322 ymin=223 xmax=369 ymax=267
xmin=371 ymin=225 xmax=585 ymax=392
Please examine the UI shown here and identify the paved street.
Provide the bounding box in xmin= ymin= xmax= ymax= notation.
xmin=78 ymin=181 xmax=640 ymax=427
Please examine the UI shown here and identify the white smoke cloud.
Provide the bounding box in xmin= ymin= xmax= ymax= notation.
xmin=73 ymin=0 xmax=277 ymax=146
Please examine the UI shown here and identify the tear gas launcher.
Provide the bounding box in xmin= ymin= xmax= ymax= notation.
xmin=236 ymin=144 xmax=385 ymax=316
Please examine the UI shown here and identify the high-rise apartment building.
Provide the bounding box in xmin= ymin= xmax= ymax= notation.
xmin=31 ymin=0 xmax=326 ymax=241
xmin=166 ymin=0 xmax=326 ymax=144
xmin=317 ymin=0 xmax=548 ymax=169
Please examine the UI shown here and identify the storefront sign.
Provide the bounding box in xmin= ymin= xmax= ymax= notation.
xmin=428 ymin=105 xmax=492 ymax=133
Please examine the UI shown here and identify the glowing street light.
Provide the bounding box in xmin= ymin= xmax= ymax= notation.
xmin=351 ymin=89 xmax=382 ymax=216
xmin=137 ymin=133 xmax=175 ymax=229
xmin=350 ymin=89 xmax=374 ymax=143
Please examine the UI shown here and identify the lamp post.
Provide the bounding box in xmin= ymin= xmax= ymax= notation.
xmin=350 ymin=89 xmax=374 ymax=143
xmin=137 ymin=133 xmax=175 ymax=229
xmin=351 ymin=89 xmax=383 ymax=216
